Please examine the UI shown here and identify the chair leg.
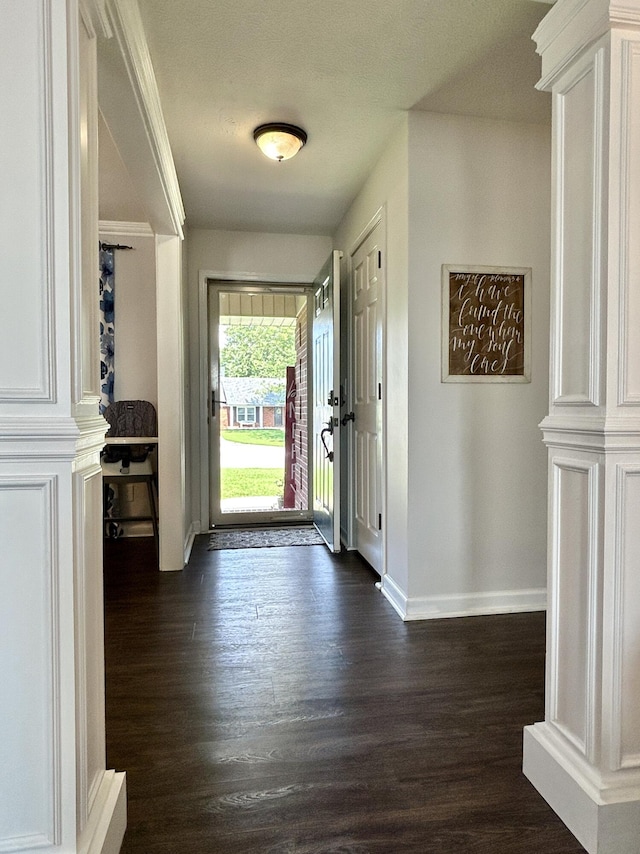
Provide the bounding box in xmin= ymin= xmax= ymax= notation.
xmin=147 ymin=477 xmax=159 ymax=558
xmin=103 ymin=479 xmax=116 ymax=539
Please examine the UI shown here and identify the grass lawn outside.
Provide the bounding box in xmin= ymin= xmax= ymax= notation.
xmin=221 ymin=468 xmax=283 ymax=499
xmin=222 ymin=428 xmax=284 ymax=447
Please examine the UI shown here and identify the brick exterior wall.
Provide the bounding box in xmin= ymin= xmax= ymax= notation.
xmin=262 ymin=407 xmax=279 ymax=428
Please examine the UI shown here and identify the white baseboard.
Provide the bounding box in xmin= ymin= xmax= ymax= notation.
xmin=379 ymin=575 xmax=546 ymax=620
xmin=184 ymin=523 xmax=198 ymax=564
xmin=82 ymin=770 xmax=127 ymax=854
xmin=524 ymin=723 xmax=640 ymax=854
xmin=378 ymin=573 xmax=408 ymax=618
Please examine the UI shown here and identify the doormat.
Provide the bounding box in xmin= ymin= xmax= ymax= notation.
xmin=208 ymin=526 xmax=325 ymax=550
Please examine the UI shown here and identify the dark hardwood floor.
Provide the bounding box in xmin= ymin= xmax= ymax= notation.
xmin=104 ymin=535 xmax=585 ymax=854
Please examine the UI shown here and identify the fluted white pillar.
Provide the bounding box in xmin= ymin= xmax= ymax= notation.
xmin=523 ymin=2 xmax=640 ymax=852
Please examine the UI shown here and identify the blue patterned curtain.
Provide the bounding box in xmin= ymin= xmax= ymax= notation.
xmin=99 ymin=247 xmax=115 ymax=413
xmin=100 ymin=245 xmax=118 ymax=534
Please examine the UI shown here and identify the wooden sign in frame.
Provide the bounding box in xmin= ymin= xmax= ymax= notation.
xmin=442 ymin=264 xmax=532 ymax=383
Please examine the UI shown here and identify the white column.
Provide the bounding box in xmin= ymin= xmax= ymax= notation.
xmin=0 ymin=2 xmax=125 ymax=852
xmin=523 ymin=2 xmax=640 ymax=852
xmin=156 ymin=234 xmax=187 ymax=571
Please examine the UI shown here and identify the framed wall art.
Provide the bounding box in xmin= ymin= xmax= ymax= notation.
xmin=442 ymin=264 xmax=532 ymax=383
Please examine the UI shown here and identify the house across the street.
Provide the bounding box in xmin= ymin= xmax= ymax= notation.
xmin=220 ymin=377 xmax=286 ymax=428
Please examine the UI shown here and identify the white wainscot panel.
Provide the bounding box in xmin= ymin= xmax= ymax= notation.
xmin=0 ymin=477 xmax=59 ymax=850
xmin=78 ymin=6 xmax=100 ymax=404
xmin=75 ymin=466 xmax=106 ymax=831
xmin=616 ymin=465 xmax=640 ymax=767
xmin=555 ymin=62 xmax=600 ymax=405
xmin=0 ymin=1 xmax=54 ymax=401
xmin=551 ymin=459 xmax=597 ymax=754
xmin=619 ymin=41 xmax=640 ymax=406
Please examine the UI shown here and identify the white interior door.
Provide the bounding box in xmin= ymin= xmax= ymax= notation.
xmin=352 ymin=224 xmax=384 ymax=572
xmin=312 ymin=251 xmax=341 ymax=551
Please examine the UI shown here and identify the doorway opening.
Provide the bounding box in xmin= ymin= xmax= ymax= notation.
xmin=208 ymin=284 xmax=313 ymax=527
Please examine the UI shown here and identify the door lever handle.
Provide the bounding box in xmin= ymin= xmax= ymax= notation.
xmin=320 ymin=421 xmax=334 ymax=462
xmin=341 ymin=411 xmax=355 ymax=426
xmin=211 ymin=389 xmax=227 ymax=417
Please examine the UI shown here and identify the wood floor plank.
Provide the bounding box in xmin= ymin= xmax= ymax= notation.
xmin=104 ymin=536 xmax=585 ymax=853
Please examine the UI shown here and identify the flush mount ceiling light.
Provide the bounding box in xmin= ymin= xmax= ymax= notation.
xmin=253 ymin=123 xmax=307 ymax=162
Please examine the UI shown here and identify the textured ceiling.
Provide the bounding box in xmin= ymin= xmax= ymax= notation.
xmin=132 ymin=0 xmax=552 ymax=236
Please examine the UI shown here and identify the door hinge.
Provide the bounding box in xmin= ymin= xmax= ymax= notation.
xmin=378 ymin=250 xmax=382 ymax=269
xmin=378 ymin=382 xmax=382 ymax=400
xmin=378 ymin=513 xmax=382 ymax=531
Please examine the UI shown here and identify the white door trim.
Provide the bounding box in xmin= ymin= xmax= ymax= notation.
xmin=197 ymin=269 xmax=316 ymax=531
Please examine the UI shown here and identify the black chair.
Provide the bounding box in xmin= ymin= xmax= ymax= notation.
xmin=102 ymin=400 xmax=158 ymax=551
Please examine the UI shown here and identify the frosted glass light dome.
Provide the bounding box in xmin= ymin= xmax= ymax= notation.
xmin=253 ymin=123 xmax=307 ymax=162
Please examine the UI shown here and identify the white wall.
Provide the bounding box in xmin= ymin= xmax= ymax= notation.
xmin=156 ymin=234 xmax=188 ymax=570
xmin=98 ymin=113 xmax=149 ymax=223
xmin=188 ymin=229 xmax=332 ymax=283
xmin=333 ymin=119 xmax=410 ymax=592
xmin=99 ymin=227 xmax=158 ymax=409
xmin=333 ymin=112 xmax=551 ymax=619
xmin=187 ymin=228 xmax=333 ymax=531
xmin=405 ymin=112 xmax=551 ymax=615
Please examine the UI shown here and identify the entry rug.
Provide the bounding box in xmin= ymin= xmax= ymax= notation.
xmin=208 ymin=526 xmax=325 ymax=550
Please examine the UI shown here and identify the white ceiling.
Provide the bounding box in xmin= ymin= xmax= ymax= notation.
xmin=108 ymin=0 xmax=553 ymax=236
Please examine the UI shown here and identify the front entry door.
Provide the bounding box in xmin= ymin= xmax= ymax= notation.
xmin=352 ymin=224 xmax=384 ymax=572
xmin=208 ymin=283 xmax=312 ymax=527
xmin=312 ymin=251 xmax=341 ymax=551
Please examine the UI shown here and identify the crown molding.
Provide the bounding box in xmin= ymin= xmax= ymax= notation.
xmin=0 ymin=417 xmax=79 ymax=460
xmin=540 ymin=413 xmax=640 ymax=450
xmin=81 ymin=0 xmax=112 ymax=39
xmin=100 ymin=0 xmax=185 ymax=238
xmin=610 ymin=0 xmax=640 ymax=26
xmin=534 ymin=0 xmax=640 ymax=90
xmin=99 ymin=220 xmax=154 ymax=237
